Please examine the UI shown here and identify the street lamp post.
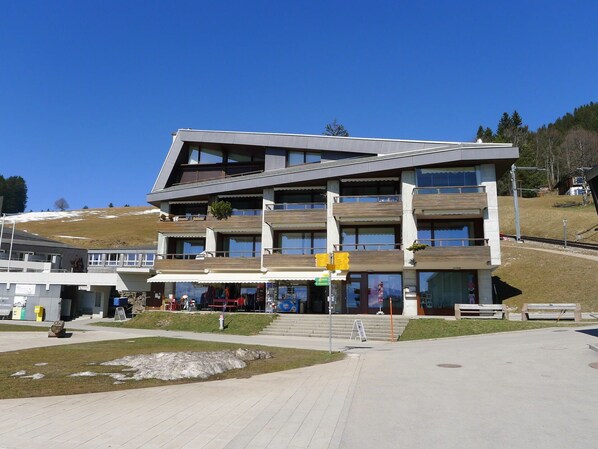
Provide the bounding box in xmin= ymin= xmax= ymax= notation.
xmin=563 ymin=219 xmax=568 ymax=249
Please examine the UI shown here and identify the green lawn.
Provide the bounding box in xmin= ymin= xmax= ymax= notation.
xmin=399 ymin=318 xmax=590 ymax=341
xmin=0 ymin=337 xmax=343 ymax=400
xmin=94 ymin=311 xmax=276 ymax=335
xmin=0 ymin=323 xmax=49 ymax=332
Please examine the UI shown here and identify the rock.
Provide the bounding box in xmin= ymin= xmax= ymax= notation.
xmin=48 ymin=321 xmax=66 ymax=338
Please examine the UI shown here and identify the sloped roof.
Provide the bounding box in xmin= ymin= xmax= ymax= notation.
xmin=147 ymin=129 xmax=519 ymax=205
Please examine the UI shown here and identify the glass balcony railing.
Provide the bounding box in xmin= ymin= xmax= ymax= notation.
xmin=335 ymin=194 xmax=401 ymax=203
xmin=333 ymin=243 xmax=402 ymax=251
xmin=264 ymin=247 xmax=327 ymax=255
xmin=415 ymin=238 xmax=488 ymax=247
xmin=413 ymin=186 xmax=486 ymax=195
xmin=266 ymin=202 xmax=326 ymax=211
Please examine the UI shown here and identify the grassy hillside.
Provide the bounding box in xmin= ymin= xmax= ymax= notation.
xmin=498 ymin=193 xmax=598 ymax=243
xmin=494 ymin=241 xmax=598 ymax=312
xmin=14 ymin=207 xmax=158 ymax=249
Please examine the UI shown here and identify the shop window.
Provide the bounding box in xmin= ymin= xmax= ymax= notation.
xmin=418 ymin=271 xmax=476 ymax=310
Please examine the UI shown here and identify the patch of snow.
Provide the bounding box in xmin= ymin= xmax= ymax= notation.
xmin=128 ymin=209 xmax=160 ymax=215
xmin=101 ymin=349 xmax=272 ymax=381
xmin=56 ymin=235 xmax=90 ymax=240
xmin=6 ymin=211 xmax=85 ymax=224
xmin=70 ymin=371 xmax=99 ymax=377
xmin=22 ymin=373 xmax=45 ymax=380
xmin=34 ymin=362 xmax=48 ymax=366
xmin=11 ymin=370 xmax=27 ymax=377
xmin=99 ymin=215 xmax=118 ymax=219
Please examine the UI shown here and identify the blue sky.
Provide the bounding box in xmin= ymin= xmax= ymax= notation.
xmin=1 ymin=0 xmax=596 ymax=212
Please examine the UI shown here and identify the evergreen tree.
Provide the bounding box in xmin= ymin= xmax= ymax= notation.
xmin=323 ymin=119 xmax=349 ymax=137
xmin=0 ymin=175 xmax=27 ymax=213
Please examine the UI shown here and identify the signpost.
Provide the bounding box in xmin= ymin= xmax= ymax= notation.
xmin=314 ymin=252 xmax=350 ymax=354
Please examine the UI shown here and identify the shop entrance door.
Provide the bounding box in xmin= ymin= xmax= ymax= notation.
xmin=346 ymin=274 xmax=365 ymax=314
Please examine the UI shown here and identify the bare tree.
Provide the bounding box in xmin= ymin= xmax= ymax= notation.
xmin=54 ymin=198 xmax=69 ymax=211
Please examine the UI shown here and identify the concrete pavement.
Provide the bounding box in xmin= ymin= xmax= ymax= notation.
xmin=1 ymin=321 xmax=598 ymax=448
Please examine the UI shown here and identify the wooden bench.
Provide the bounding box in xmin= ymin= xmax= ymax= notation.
xmin=455 ymin=304 xmax=508 ymax=320
xmin=209 ymin=298 xmax=245 ymax=311
xmin=521 ymin=303 xmax=581 ymax=322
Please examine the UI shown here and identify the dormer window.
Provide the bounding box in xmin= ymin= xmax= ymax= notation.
xmin=287 ymin=151 xmax=321 ymax=166
xmin=187 ymin=146 xmax=223 ymax=164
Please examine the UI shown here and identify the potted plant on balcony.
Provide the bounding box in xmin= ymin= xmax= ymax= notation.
xmin=406 ymin=242 xmax=428 ymax=252
xmin=209 ymin=200 xmax=232 ymax=220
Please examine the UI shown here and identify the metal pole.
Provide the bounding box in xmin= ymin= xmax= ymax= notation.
xmin=563 ymin=219 xmax=568 ymax=249
xmin=7 ymin=219 xmax=15 ymax=272
xmin=328 ymin=270 xmax=332 ymax=354
xmin=511 ymin=165 xmax=521 ymax=242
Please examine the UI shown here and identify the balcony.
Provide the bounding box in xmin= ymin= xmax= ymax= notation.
xmin=412 ymin=186 xmax=487 ymax=218
xmin=154 ymin=251 xmax=261 ymax=272
xmin=333 ymin=195 xmax=402 ymax=223
xmin=178 ymin=163 xmax=264 ymax=185
xmin=264 ymin=203 xmax=326 ymax=229
xmin=263 ymin=247 xmax=326 ymax=269
xmin=158 ymin=211 xmax=262 ymax=234
xmin=333 ymin=243 xmax=404 ymax=271
xmin=412 ymin=238 xmax=491 ymax=269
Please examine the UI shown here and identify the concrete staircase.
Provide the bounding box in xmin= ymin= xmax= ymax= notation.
xmin=260 ymin=314 xmax=409 ymax=342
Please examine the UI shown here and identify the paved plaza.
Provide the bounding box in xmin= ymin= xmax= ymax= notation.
xmin=1 ymin=321 xmax=597 ymax=448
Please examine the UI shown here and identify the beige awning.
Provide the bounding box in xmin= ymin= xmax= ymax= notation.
xmin=264 ymin=271 xmax=346 ymax=281
xmin=148 ymin=273 xmax=264 ymax=284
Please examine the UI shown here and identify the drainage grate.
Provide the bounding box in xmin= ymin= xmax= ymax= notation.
xmin=437 ymin=363 xmax=462 ymax=368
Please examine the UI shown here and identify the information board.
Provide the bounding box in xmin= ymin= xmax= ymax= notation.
xmin=114 ymin=307 xmax=127 ymax=321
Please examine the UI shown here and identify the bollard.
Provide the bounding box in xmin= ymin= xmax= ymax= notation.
xmin=219 ymin=314 xmax=224 ymax=330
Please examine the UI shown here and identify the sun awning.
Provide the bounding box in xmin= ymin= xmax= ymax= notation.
xmin=148 ymin=273 xmax=264 ymax=283
xmin=264 ymin=271 xmax=346 ymax=281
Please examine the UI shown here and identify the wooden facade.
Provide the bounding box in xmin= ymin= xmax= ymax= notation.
xmin=158 ymin=214 xmax=262 ymax=234
xmin=412 ymin=193 xmax=487 ymax=218
xmin=264 ymin=209 xmax=327 ymax=228
xmin=263 ymin=253 xmax=316 ymax=269
xmin=414 ymin=245 xmax=491 ymax=269
xmin=336 ymin=249 xmax=404 ymax=271
xmin=333 ymin=201 xmax=402 ymax=223
xmin=154 ymin=257 xmax=261 ymax=272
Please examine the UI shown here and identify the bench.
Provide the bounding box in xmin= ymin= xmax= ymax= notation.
xmin=455 ymin=304 xmax=508 ymax=320
xmin=521 ymin=303 xmax=581 ymax=322
xmin=209 ymin=298 xmax=245 ymax=311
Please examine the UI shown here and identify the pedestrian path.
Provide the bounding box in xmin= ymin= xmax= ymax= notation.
xmin=1 ymin=321 xmax=598 ymax=448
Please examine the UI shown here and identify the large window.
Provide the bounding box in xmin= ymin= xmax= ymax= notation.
xmin=419 ymin=271 xmax=476 ymax=310
xmin=367 ymin=274 xmax=403 ymax=311
xmin=341 ymin=226 xmax=398 ymax=251
xmin=416 ymin=167 xmax=478 ymax=188
xmin=122 ymin=253 xmax=139 ymax=267
xmin=340 ymin=182 xmax=399 ymax=201
xmin=227 ymin=197 xmax=262 ymax=216
xmin=418 ymin=221 xmax=475 ymax=246
xmin=187 ymin=146 xmax=223 ymax=164
xmin=274 ymin=191 xmax=326 ymax=209
xmin=222 ymin=235 xmax=261 ymax=257
xmin=287 ymin=151 xmax=321 ymax=166
xmin=175 ymin=239 xmax=205 ymax=259
xmin=277 ymin=231 xmax=326 ymax=255
xmin=88 ymin=253 xmax=102 ymax=266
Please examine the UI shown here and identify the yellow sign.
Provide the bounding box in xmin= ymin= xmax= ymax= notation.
xmin=333 ymin=252 xmax=350 ymax=270
xmin=315 ymin=253 xmax=329 ymax=267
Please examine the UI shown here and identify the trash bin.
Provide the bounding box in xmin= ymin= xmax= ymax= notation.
xmin=34 ymin=305 xmax=44 ymax=322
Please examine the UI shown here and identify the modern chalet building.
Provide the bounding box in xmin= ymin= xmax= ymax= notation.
xmin=147 ymin=130 xmax=519 ymax=316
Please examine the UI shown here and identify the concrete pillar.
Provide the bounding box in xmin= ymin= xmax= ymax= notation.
xmin=480 ymin=164 xmax=501 ymax=266
xmin=261 ymin=189 xmax=274 ymax=269
xmin=326 ymin=180 xmax=340 ymax=253
xmin=477 ymin=269 xmax=493 ymax=305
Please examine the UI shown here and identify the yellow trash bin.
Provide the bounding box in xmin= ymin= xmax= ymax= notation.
xmin=34 ymin=305 xmax=44 ymax=322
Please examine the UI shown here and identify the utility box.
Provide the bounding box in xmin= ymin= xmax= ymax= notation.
xmin=34 ymin=305 xmax=44 ymax=322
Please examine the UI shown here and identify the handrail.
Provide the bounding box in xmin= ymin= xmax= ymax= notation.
xmin=265 ymin=202 xmax=326 ymax=211
xmin=231 ymin=209 xmax=262 ymax=216
xmin=413 ymin=186 xmax=486 ymax=194
xmin=333 ymin=243 xmax=402 ymax=251
xmin=159 ymin=213 xmax=207 ymax=222
xmin=158 ymin=251 xmax=259 ymax=259
xmin=264 ymin=247 xmax=327 ymax=255
xmin=415 ymin=238 xmax=489 ymax=247
xmin=334 ymin=194 xmax=402 ymax=203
